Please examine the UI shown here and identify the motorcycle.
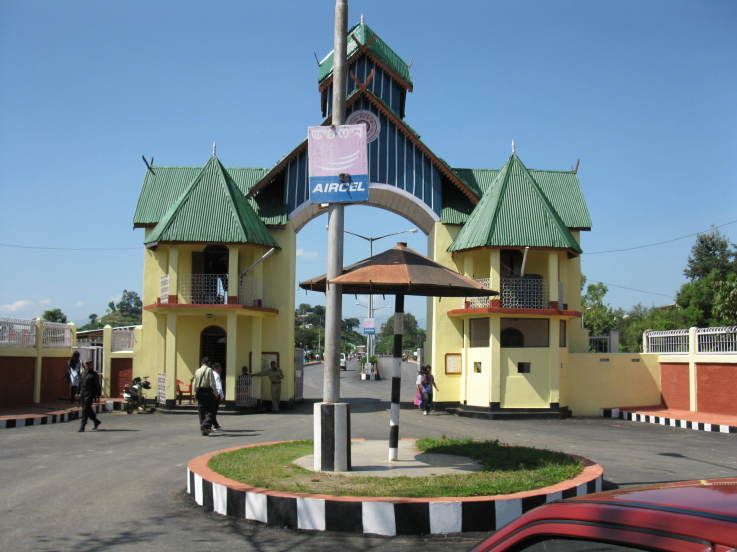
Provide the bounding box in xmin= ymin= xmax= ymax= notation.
xmin=123 ymin=376 xmax=154 ymax=414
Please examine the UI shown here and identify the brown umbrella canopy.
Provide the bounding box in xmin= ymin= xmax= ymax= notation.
xmin=299 ymin=242 xmax=498 ymax=298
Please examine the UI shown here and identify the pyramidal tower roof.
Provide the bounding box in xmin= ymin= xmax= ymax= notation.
xmin=145 ymin=155 xmax=279 ymax=248
xmin=449 ymin=153 xmax=582 ymax=253
xmin=318 ymin=20 xmax=412 ymax=87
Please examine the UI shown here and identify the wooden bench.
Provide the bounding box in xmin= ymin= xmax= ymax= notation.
xmin=176 ymin=379 xmax=193 ymax=405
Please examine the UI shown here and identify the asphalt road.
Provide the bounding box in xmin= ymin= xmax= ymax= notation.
xmin=2 ymin=359 xmax=736 ymax=551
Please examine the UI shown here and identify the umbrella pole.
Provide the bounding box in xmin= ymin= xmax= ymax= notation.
xmin=388 ymin=293 xmax=404 ymax=461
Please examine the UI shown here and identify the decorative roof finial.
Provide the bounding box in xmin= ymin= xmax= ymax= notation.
xmin=212 ymin=142 xmax=217 ymax=156
xmin=360 ymin=13 xmax=364 ymax=25
xmin=511 ymin=140 xmax=516 ymax=154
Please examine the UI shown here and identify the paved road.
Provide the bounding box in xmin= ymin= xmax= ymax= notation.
xmin=2 ymin=360 xmax=736 ymax=551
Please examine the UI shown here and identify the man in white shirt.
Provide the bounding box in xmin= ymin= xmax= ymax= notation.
xmin=193 ymin=357 xmax=217 ymax=435
xmin=211 ymin=363 xmax=224 ymax=431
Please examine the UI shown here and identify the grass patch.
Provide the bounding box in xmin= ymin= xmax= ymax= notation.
xmin=208 ymin=438 xmax=582 ymax=498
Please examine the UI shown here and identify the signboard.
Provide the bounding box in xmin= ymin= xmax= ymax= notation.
xmin=308 ymin=124 xmax=369 ymax=204
xmin=362 ymin=317 xmax=376 ymax=335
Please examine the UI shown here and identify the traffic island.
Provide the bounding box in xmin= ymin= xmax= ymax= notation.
xmin=186 ymin=438 xmax=604 ymax=536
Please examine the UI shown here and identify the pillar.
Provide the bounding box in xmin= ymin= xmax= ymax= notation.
xmin=226 ymin=312 xmax=237 ymax=402
xmin=489 ymin=317 xmax=501 ymax=408
xmin=251 ymin=317 xmax=262 ymax=399
xmin=227 ymin=246 xmax=239 ymax=304
xmin=549 ymin=319 xmax=561 ymax=406
xmin=489 ymin=249 xmax=501 ymax=304
xmin=168 ymin=246 xmax=179 ymax=303
xmin=33 ymin=318 xmax=43 ymax=404
xmin=252 ymin=260 xmax=264 ymax=305
xmin=548 ymin=251 xmax=559 ymax=307
xmin=102 ymin=325 xmax=112 ymax=397
xmin=462 ymin=254 xmax=473 ymax=406
xmin=688 ymin=326 xmax=698 ymax=412
xmin=165 ymin=313 xmax=177 ymax=407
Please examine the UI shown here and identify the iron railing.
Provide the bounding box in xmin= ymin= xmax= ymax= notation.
xmin=469 ymin=277 xmax=548 ymax=309
xmin=111 ymin=327 xmax=136 ymax=352
xmin=160 ymin=275 xmax=169 ymax=304
xmin=0 ymin=317 xmax=36 ymax=347
xmin=42 ymin=321 xmax=72 ymax=348
xmin=696 ymin=326 xmax=737 ymax=353
xmin=589 ymin=336 xmax=610 ymax=353
xmin=643 ymin=329 xmax=689 ymax=353
xmin=179 ymin=273 xmax=229 ymax=304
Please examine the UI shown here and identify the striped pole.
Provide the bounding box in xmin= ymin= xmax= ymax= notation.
xmin=388 ymin=294 xmax=404 ymax=461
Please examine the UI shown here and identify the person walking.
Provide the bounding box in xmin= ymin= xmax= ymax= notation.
xmin=415 ymin=366 xmax=426 ymax=410
xmin=211 ymin=363 xmax=224 ymax=431
xmin=193 ymin=358 xmax=217 ymax=435
xmin=421 ymin=365 xmax=439 ymax=415
xmin=65 ymin=351 xmax=82 ymax=403
xmin=253 ymin=361 xmax=284 ymax=412
xmin=78 ymin=362 xmax=102 ymax=432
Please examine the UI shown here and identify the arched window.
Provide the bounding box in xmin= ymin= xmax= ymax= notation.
xmin=501 ymin=327 xmax=525 ymax=347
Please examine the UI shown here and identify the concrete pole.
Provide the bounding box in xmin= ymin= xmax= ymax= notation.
xmin=315 ymin=0 xmax=350 ymax=473
xmin=322 ymin=0 xmax=347 ymax=404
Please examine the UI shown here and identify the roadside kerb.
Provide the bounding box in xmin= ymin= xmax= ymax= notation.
xmin=602 ymin=408 xmax=737 ymax=434
xmin=2 ymin=399 xmax=124 ymax=429
xmin=186 ymin=440 xmax=604 ymax=536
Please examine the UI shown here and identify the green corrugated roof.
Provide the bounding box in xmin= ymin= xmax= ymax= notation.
xmin=449 ymin=154 xmax=582 ymax=253
xmin=319 ymin=21 xmax=412 ymax=86
xmin=133 ymin=166 xmax=287 ymax=227
xmin=144 ymin=156 xmax=279 ymax=248
xmin=446 ymin=167 xmax=591 ymax=229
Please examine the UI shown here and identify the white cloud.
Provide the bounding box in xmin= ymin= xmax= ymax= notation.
xmin=0 ymin=299 xmax=34 ymax=313
xmin=39 ymin=298 xmax=53 ymax=305
xmin=296 ymin=248 xmax=319 ymax=260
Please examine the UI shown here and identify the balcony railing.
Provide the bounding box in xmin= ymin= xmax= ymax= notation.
xmin=0 ymin=317 xmax=37 ymax=347
xmin=159 ymin=273 xmax=264 ymax=307
xmin=468 ymin=276 xmax=549 ymax=310
xmin=179 ymin=273 xmax=229 ymax=304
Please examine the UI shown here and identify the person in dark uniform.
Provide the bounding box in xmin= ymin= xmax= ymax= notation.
xmin=193 ymin=357 xmax=218 ymax=435
xmin=78 ymin=362 xmax=102 ymax=432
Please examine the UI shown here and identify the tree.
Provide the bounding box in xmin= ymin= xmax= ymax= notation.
xmin=684 ymin=229 xmax=735 ymax=281
xmin=42 ymin=308 xmax=68 ymax=323
xmin=713 ymin=274 xmax=737 ymax=325
xmin=116 ymin=289 xmax=142 ymax=317
xmin=581 ymin=282 xmax=622 ymax=336
xmin=374 ymin=313 xmax=426 ymax=354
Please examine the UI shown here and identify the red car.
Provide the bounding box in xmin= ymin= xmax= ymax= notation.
xmin=473 ymin=478 xmax=737 ymax=551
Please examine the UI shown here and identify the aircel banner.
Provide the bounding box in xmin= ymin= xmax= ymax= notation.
xmin=308 ymin=124 xmax=369 ymax=204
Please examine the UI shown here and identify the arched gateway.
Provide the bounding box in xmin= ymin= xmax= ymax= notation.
xmin=132 ymin=20 xmax=592 ymax=416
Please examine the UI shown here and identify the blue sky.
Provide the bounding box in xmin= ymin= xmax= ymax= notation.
xmin=1 ymin=0 xmax=735 ymax=328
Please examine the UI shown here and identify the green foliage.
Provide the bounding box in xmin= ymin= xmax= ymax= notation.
xmin=713 ymin=274 xmax=737 ymax=325
xmin=374 ymin=313 xmax=426 ymax=354
xmin=78 ymin=290 xmax=142 ymax=330
xmin=293 ymin=303 xmax=365 ymax=353
xmin=684 ymin=229 xmax=735 ymax=281
xmin=582 ymin=282 xmax=622 ymax=336
xmin=42 ymin=308 xmax=68 ymax=323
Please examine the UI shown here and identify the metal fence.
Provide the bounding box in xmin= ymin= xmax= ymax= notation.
xmin=111 ymin=326 xmax=136 ymax=352
xmin=179 ymin=273 xmax=229 ymax=304
xmin=0 ymin=317 xmax=36 ymax=347
xmin=696 ymin=326 xmax=737 ymax=353
xmin=643 ymin=329 xmax=689 ymax=353
xmin=235 ymin=374 xmax=258 ymax=407
xmin=589 ymin=336 xmax=610 ymax=353
xmin=469 ymin=277 xmax=548 ymax=309
xmin=42 ymin=321 xmax=72 ymax=348
xmin=160 ymin=275 xmax=169 ymax=304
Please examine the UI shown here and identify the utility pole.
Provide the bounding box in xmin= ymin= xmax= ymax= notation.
xmin=314 ymin=0 xmax=350 ymax=472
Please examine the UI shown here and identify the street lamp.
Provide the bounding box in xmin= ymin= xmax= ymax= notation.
xmin=343 ymin=228 xmax=418 ymax=360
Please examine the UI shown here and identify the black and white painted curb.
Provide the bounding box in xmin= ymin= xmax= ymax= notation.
xmin=602 ymin=408 xmax=737 ymax=434
xmin=3 ymin=401 xmax=122 ymax=429
xmin=186 ymin=445 xmax=604 ymax=536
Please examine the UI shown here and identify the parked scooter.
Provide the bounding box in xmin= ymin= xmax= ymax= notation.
xmin=123 ymin=376 xmax=155 ymax=414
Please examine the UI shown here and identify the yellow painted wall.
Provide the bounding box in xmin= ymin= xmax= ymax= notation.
xmin=428 ymin=222 xmax=465 ymax=403
xmin=561 ymin=353 xmax=661 ymax=416
xmin=501 ymin=348 xmax=552 ymax=408
xmin=260 ymin=223 xmax=296 ymax=400
xmin=465 ymin=345 xmax=491 ymax=407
